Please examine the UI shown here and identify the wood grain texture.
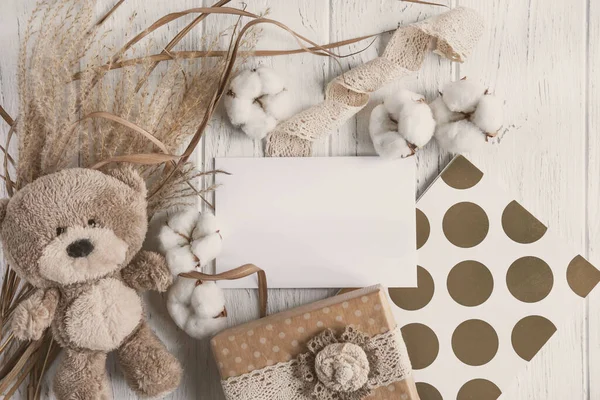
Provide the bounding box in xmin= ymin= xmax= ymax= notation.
xmin=0 ymin=0 xmax=598 ymax=399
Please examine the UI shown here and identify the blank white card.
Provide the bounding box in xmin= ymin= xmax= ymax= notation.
xmin=215 ymin=157 xmax=417 ymax=288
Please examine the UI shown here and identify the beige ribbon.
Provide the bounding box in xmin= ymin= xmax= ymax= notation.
xmin=265 ymin=7 xmax=485 ymax=157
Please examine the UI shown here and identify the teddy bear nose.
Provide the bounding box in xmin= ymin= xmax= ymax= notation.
xmin=66 ymin=239 xmax=94 ymax=258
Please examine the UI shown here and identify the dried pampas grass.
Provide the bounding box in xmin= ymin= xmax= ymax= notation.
xmin=0 ymin=0 xmax=442 ymax=397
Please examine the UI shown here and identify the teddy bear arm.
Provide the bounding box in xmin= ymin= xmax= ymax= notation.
xmin=121 ymin=250 xmax=173 ymax=292
xmin=10 ymin=288 xmax=59 ymax=341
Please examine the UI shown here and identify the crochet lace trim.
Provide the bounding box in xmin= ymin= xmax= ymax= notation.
xmin=220 ymin=326 xmax=411 ymax=400
xmin=265 ymin=7 xmax=484 ymax=157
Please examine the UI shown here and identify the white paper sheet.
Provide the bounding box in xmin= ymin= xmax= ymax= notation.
xmin=214 ymin=157 xmax=417 ymax=288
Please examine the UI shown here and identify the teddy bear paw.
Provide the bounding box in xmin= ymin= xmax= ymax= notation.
xmin=11 ymin=304 xmax=50 ymax=341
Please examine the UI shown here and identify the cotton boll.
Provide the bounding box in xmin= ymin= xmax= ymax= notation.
xmin=185 ymin=315 xmax=228 ymax=339
xmin=242 ymin=114 xmax=278 ymax=139
xmin=369 ymin=104 xmax=413 ymax=159
xmin=165 ymin=245 xmax=198 ymax=276
xmin=384 ymin=89 xmax=424 ymax=115
xmin=191 ymin=233 xmax=223 ymax=266
xmin=434 ymin=120 xmax=487 ymax=154
xmin=262 ymin=90 xmax=294 ymax=121
xmin=190 ymin=282 xmax=226 ymax=318
xmin=429 ymin=96 xmax=464 ymax=125
xmin=168 ymin=276 xmax=197 ymax=304
xmin=256 ymin=67 xmax=285 ymax=95
xmin=166 ymin=299 xmax=191 ymax=331
xmin=442 ymin=79 xmax=486 ymax=113
xmin=167 ymin=208 xmax=199 ymax=238
xmin=157 ymin=225 xmax=188 ymax=254
xmin=397 ymin=101 xmax=436 ymax=148
xmin=224 ymin=94 xmax=253 ymax=126
xmin=369 ymin=104 xmax=397 ymax=136
xmin=372 ymin=131 xmax=414 ymax=159
xmin=229 ymin=69 xmax=262 ymax=99
xmin=192 ymin=213 xmax=218 ymax=240
xmin=470 ymin=94 xmax=504 ymax=135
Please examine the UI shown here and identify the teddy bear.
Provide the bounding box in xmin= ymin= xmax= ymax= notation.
xmin=0 ymin=167 xmax=182 ymax=399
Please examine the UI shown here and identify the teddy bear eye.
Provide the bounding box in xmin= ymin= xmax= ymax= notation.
xmin=56 ymin=227 xmax=66 ymax=236
xmin=88 ymin=219 xmax=97 ymax=227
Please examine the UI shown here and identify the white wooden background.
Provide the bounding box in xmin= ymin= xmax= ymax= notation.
xmin=0 ymin=0 xmax=599 ymax=399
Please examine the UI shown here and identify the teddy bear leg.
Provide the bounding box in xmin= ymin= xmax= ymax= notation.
xmin=54 ymin=349 xmax=111 ymax=400
xmin=117 ymin=321 xmax=182 ymax=397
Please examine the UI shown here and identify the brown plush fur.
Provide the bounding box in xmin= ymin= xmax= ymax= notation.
xmin=1 ymin=168 xmax=182 ymax=399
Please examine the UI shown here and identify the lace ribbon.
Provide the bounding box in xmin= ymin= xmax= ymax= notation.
xmin=220 ymin=326 xmax=411 ymax=400
xmin=265 ymin=7 xmax=485 ymax=157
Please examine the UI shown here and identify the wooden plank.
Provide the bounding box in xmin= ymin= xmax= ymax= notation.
xmin=587 ymin=0 xmax=600 ymax=398
xmin=458 ymin=0 xmax=588 ymax=399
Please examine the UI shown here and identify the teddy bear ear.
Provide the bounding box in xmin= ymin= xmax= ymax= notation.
xmin=106 ymin=167 xmax=146 ymax=196
xmin=0 ymin=198 xmax=9 ymax=227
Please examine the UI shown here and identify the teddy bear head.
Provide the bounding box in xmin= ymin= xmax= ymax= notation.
xmin=0 ymin=167 xmax=148 ymax=288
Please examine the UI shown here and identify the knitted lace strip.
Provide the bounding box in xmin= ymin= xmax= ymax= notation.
xmin=220 ymin=326 xmax=411 ymax=400
xmin=265 ymin=7 xmax=484 ymax=157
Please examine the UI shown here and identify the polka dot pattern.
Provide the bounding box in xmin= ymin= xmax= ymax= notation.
xmin=441 ymin=155 xmax=484 ymax=190
xmin=447 ymin=261 xmax=493 ymax=307
xmin=567 ymin=255 xmax=600 ymax=298
xmin=452 ymin=319 xmax=498 ymax=366
xmin=416 ymin=208 xmax=430 ymax=250
xmin=389 ymin=266 xmax=435 ymax=311
xmin=443 ymin=202 xmax=489 ymax=248
xmin=502 ymin=200 xmax=547 ymax=244
xmin=416 ymin=382 xmax=443 ymax=400
xmin=507 ymin=256 xmax=553 ymax=303
xmin=387 ymin=156 xmax=599 ymax=399
xmin=401 ymin=323 xmax=439 ymax=370
xmin=457 ymin=379 xmax=501 ymax=400
xmin=512 ymin=315 xmax=557 ymax=361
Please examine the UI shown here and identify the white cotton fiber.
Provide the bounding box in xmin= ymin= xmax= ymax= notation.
xmin=429 ymin=96 xmax=464 ymax=125
xmin=191 ymin=233 xmax=223 ymax=266
xmin=165 ymin=245 xmax=198 ymax=276
xmin=166 ymin=299 xmax=191 ymax=331
xmin=470 ymin=94 xmax=504 ymax=135
xmin=384 ymin=89 xmax=424 ymax=115
xmin=157 ymin=225 xmax=188 ymax=254
xmin=243 ymin=115 xmax=278 ymax=139
xmin=434 ymin=119 xmax=486 ymax=154
xmin=369 ymin=104 xmax=397 ymax=135
xmin=167 ymin=278 xmax=228 ymax=339
xmin=168 ymin=276 xmax=197 ymax=304
xmin=167 ymin=208 xmax=199 ymax=238
xmin=192 ymin=212 xmax=218 ymax=240
xmin=190 ymin=282 xmax=226 ymax=318
xmin=185 ymin=315 xmax=228 ymax=339
xmin=372 ymin=131 xmax=414 ymax=159
xmin=262 ymin=90 xmax=294 ymax=121
xmin=225 ymin=67 xmax=291 ymax=139
xmin=370 ymin=104 xmax=413 ymax=159
xmin=397 ymin=99 xmax=436 ymax=148
xmin=229 ymin=69 xmax=262 ymax=99
xmin=256 ymin=66 xmax=285 ymax=95
xmin=442 ymin=79 xmax=486 ymax=113
xmin=224 ymin=95 xmax=252 ymax=126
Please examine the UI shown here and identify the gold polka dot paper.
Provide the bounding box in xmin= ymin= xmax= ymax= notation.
xmin=390 ymin=155 xmax=600 ymax=399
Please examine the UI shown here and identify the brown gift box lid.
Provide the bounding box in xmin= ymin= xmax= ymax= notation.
xmin=211 ymin=285 xmax=420 ymax=399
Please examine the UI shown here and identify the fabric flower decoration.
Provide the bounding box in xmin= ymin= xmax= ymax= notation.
xmin=224 ymin=66 xmax=294 ymax=139
xmin=297 ymin=326 xmax=384 ymax=400
xmin=157 ymin=207 xmax=227 ymax=339
xmin=369 ymin=89 xmax=436 ymax=159
xmin=432 ymin=78 xmax=504 ymax=154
